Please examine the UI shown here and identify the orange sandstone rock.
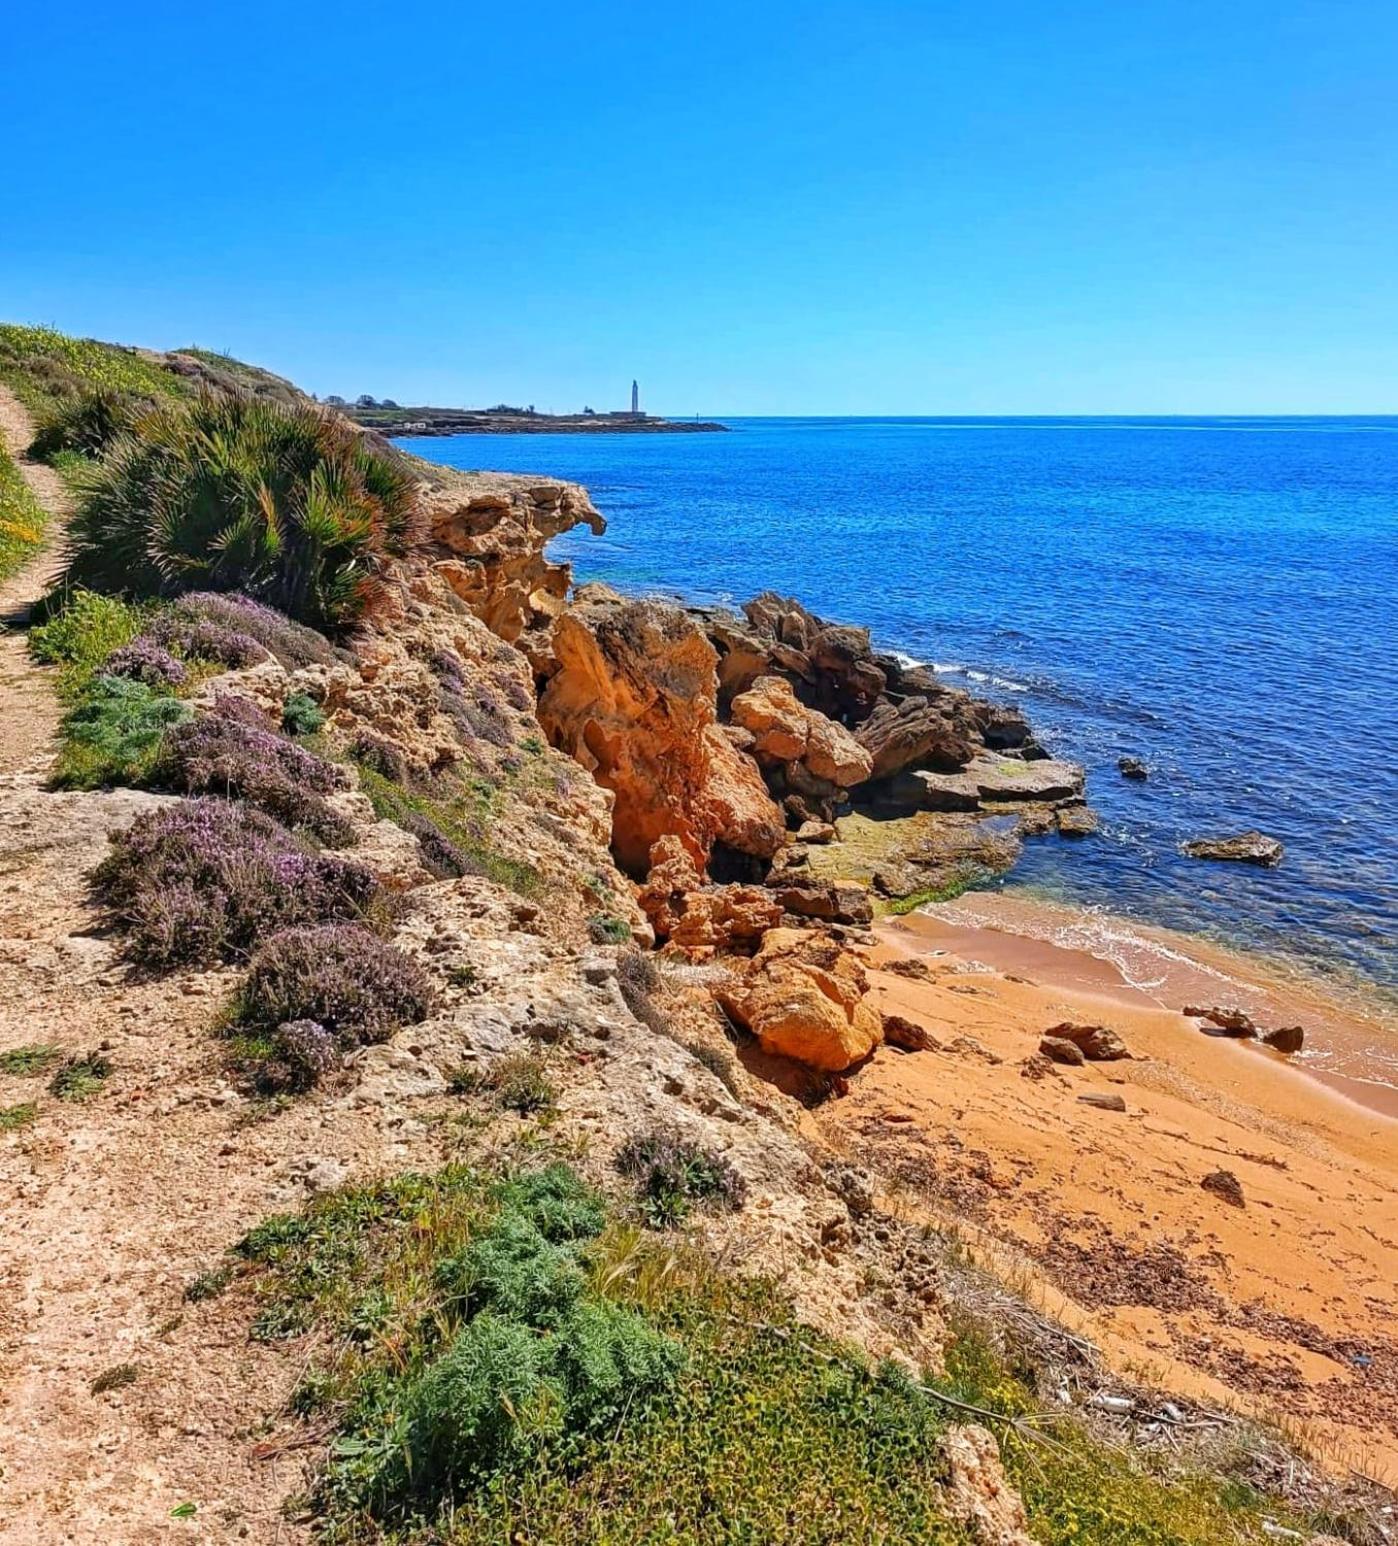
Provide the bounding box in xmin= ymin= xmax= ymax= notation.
xmin=537 ymin=590 xmax=783 ymax=875
xmin=717 ymin=927 xmax=884 ymax=1071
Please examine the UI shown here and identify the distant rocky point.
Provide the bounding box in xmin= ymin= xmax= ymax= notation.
xmin=336 ymin=397 xmax=727 ymax=436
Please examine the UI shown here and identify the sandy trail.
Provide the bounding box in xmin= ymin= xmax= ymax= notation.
xmin=819 ymin=913 xmax=1398 ymax=1485
xmin=0 ymin=385 xmax=69 ymax=776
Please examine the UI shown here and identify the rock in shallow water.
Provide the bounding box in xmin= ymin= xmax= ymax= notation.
xmin=1181 ymin=829 xmax=1283 ymax=866
xmin=1118 ymin=755 xmax=1149 ymax=780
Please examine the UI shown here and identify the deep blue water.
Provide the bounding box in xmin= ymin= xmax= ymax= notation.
xmin=401 ymin=418 xmax=1398 ymax=1001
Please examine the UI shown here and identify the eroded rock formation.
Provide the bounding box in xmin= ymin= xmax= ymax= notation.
xmin=422 ymin=470 xmax=605 ymax=648
xmin=536 ymin=587 xmax=783 ymax=876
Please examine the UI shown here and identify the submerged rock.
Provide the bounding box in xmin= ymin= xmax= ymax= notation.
xmin=1181 ymin=830 xmax=1283 ymax=866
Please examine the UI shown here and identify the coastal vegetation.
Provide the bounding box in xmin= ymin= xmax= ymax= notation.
xmin=190 ymin=1158 xmax=1332 ymax=1545
xmin=64 ymin=391 xmax=420 ymax=630
xmin=0 ymin=438 xmax=48 ymax=580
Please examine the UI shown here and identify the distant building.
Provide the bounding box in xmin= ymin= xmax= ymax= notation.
xmin=631 ymin=379 xmax=639 ymax=415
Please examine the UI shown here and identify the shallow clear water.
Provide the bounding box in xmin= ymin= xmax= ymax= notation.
xmin=401 ymin=417 xmax=1398 ymax=1003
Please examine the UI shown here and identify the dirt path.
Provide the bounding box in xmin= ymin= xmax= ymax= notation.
xmin=0 ymin=385 xmax=70 ymax=777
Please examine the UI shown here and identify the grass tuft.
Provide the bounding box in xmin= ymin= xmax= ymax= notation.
xmin=48 ymin=1053 xmax=112 ymax=1101
xmin=0 ymin=1043 xmax=62 ymax=1076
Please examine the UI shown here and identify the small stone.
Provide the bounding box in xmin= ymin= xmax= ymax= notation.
xmin=882 ymin=1013 xmax=938 ymax=1052
xmin=1078 ymin=1092 xmax=1127 ymax=1112
xmin=1020 ymin=1054 xmax=1058 ymax=1082
xmin=1184 ymin=1005 xmax=1258 ymax=1038
xmin=1201 ymin=1169 xmax=1246 ymax=1208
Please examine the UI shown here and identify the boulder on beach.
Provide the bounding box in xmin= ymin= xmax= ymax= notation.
xmin=1045 ymin=1021 xmax=1131 ymax=1061
xmin=1039 ymin=1035 xmax=1087 ymax=1066
xmin=1262 ymin=1024 xmax=1305 ymax=1054
xmin=1181 ymin=830 xmax=1283 ymax=866
xmin=1184 ymin=1005 xmax=1258 ymax=1038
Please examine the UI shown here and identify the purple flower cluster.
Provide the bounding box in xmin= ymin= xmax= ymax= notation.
xmin=104 ymin=636 xmax=188 ymax=688
xmin=178 ymin=592 xmax=337 ymax=669
xmin=351 ymin=733 xmax=409 ymax=785
xmin=162 ymin=708 xmax=352 ymax=844
xmin=147 ymin=611 xmax=266 ymax=670
xmin=95 ymin=799 xmax=378 ymax=967
xmin=239 ymin=924 xmax=432 ymax=1045
xmin=271 ymin=1019 xmax=340 ymax=1086
xmin=401 ymin=810 xmax=483 ymax=881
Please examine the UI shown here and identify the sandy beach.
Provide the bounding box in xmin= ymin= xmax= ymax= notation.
xmin=817 ymin=899 xmax=1398 ymax=1483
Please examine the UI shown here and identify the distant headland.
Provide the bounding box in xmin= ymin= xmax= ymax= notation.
xmin=333 ymin=380 xmax=727 ymax=437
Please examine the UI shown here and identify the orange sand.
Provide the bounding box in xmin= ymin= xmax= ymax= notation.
xmin=819 ymin=907 xmax=1398 ymax=1484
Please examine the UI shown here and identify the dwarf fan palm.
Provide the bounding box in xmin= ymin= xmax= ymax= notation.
xmin=64 ymin=392 xmax=420 ymax=629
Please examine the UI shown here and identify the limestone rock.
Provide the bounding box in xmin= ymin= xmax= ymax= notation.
xmin=731 ymin=675 xmax=873 ymax=790
xmin=856 ymin=697 xmax=976 ymax=784
xmin=637 ymin=836 xmax=783 ymax=955
xmin=1044 ymin=1022 xmax=1130 ymax=1061
xmin=796 ymin=819 xmax=836 ymax=844
xmin=941 ymin=1424 xmax=1036 ymax=1546
xmin=893 ymin=755 xmax=1085 ymax=813
xmin=1078 ymin=1092 xmax=1127 ymax=1112
xmin=1181 ymin=830 xmax=1283 ymax=866
xmin=537 ymin=590 xmax=783 ymax=875
xmin=769 ymin=878 xmax=873 ymax=926
xmin=717 ymin=928 xmax=884 ymax=1072
xmin=425 ymin=472 xmax=604 ymax=644
xmin=1038 ymin=1035 xmax=1086 ymax=1066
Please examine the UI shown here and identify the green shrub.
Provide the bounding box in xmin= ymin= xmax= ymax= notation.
xmin=28 ymin=389 xmax=143 ymax=464
xmin=281 ymin=690 xmax=325 ymax=736
xmin=226 ymin=1160 xmax=1335 ymax=1544
xmin=587 ymin=912 xmax=632 ymax=944
xmin=616 ymin=1130 xmax=748 ymax=1228
xmin=63 ymin=391 xmax=421 ymax=629
xmin=0 ymin=442 xmax=47 ymax=583
xmin=29 ymin=589 xmax=145 ymax=694
xmin=485 ymin=1051 xmax=556 ymax=1115
xmin=48 ymin=1053 xmax=111 ymax=1101
xmin=56 ymin=674 xmax=190 ymax=788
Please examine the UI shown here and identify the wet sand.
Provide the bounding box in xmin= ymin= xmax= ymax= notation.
xmin=816 ymin=901 xmax=1398 ymax=1482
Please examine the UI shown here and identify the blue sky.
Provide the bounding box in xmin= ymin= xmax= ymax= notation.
xmin=5 ymin=1 xmax=1396 ymax=413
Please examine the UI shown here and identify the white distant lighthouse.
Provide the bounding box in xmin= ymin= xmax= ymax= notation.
xmin=630 ymin=379 xmax=639 ymax=416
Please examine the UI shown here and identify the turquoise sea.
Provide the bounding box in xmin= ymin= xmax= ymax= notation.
xmin=401 ymin=417 xmax=1398 ymax=1008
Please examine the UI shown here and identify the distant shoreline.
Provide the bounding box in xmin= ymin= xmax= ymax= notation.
xmin=351 ymin=405 xmax=727 ymax=436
